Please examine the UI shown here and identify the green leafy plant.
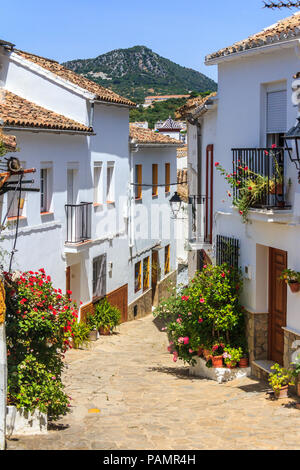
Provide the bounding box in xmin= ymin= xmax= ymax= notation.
xmin=223 ymin=346 xmax=243 ymax=366
xmin=72 ymin=322 xmax=91 ymax=349
xmin=94 ymin=299 xmax=121 ymax=331
xmin=291 ymin=354 xmax=300 ymax=377
xmin=280 ymin=269 xmax=300 ymax=284
xmin=155 ymin=264 xmax=246 ymax=366
xmin=86 ymin=312 xmax=98 ymax=331
xmin=268 ymin=363 xmax=295 ymax=393
xmin=5 ymin=269 xmax=78 ymax=420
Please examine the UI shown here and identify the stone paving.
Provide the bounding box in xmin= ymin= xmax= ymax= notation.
xmin=7 ymin=314 xmax=300 ymax=450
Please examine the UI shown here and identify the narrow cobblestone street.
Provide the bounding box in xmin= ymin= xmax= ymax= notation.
xmin=7 ymin=314 xmax=300 ymax=450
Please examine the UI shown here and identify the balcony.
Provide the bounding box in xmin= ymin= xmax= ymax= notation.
xmin=65 ymin=202 xmax=92 ymax=245
xmin=232 ymin=147 xmax=289 ymax=210
xmin=188 ymin=196 xmax=212 ymax=249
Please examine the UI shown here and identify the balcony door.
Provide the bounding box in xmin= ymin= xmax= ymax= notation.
xmin=67 ymin=169 xmax=80 ymax=242
xmin=205 ymin=145 xmax=214 ymax=244
xmin=269 ymin=248 xmax=287 ymax=365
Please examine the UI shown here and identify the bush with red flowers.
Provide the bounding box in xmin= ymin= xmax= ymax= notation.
xmin=154 ymin=264 xmax=247 ymax=366
xmin=4 ymin=269 xmax=78 ymax=420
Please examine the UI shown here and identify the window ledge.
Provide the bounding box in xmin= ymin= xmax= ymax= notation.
xmin=40 ymin=211 xmax=54 ymax=216
xmin=135 ymin=197 xmax=143 ymax=202
xmin=106 ymin=201 xmax=115 ymax=205
xmin=7 ymin=216 xmax=27 ymax=222
xmin=93 ymin=203 xmax=103 ymax=207
xmin=152 ymin=194 xmax=158 ymax=199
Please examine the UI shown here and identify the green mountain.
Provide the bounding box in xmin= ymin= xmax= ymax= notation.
xmin=62 ymin=45 xmax=217 ymax=103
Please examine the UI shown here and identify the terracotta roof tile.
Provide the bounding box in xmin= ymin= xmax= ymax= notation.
xmin=206 ymin=13 xmax=300 ymax=62
xmin=129 ymin=124 xmax=182 ymax=145
xmin=0 ymin=130 xmax=16 ymax=150
xmin=177 ymin=145 xmax=188 ymax=158
xmin=176 ymin=92 xmax=217 ymax=118
xmin=0 ymin=90 xmax=93 ymax=133
xmin=15 ymin=50 xmax=136 ymax=107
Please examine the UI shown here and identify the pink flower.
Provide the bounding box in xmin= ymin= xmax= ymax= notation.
xmin=221 ymin=273 xmax=225 ymax=278
xmin=198 ymin=318 xmax=203 ymax=324
xmin=183 ymin=337 xmax=189 ymax=345
xmin=176 ymin=318 xmax=182 ymax=324
xmin=264 ymin=150 xmax=269 ymax=156
xmin=199 ymin=298 xmax=205 ymax=304
xmin=271 ymin=144 xmax=277 ymax=149
xmin=188 ymin=312 xmax=192 ymax=316
xmin=189 ymin=349 xmax=194 ymax=354
xmin=181 ymin=295 xmax=189 ymax=301
xmin=215 ymin=162 xmax=220 ymax=167
xmin=178 ymin=337 xmax=184 ymax=344
xmin=173 ymin=355 xmax=178 ymax=362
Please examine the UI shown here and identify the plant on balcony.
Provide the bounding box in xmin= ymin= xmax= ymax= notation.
xmin=154 ymin=264 xmax=246 ymax=367
xmin=215 ymin=147 xmax=283 ymax=223
xmin=4 ymin=269 xmax=78 ymax=420
xmin=94 ymin=298 xmax=121 ymax=334
xmin=280 ymin=269 xmax=300 ymax=293
xmin=268 ymin=363 xmax=295 ymax=399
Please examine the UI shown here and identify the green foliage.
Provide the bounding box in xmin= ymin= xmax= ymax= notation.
xmin=291 ymin=354 xmax=300 ymax=376
xmin=62 ymin=45 xmax=217 ymax=103
xmin=5 ymin=269 xmax=78 ymax=420
xmin=130 ymin=98 xmax=187 ymax=128
xmin=72 ymin=322 xmax=91 ymax=349
xmin=155 ymin=264 xmax=246 ymax=366
xmin=268 ymin=363 xmax=295 ymax=392
xmin=223 ymin=346 xmax=243 ymax=366
xmin=94 ymin=299 xmax=121 ymax=330
xmin=280 ymin=269 xmax=300 ymax=284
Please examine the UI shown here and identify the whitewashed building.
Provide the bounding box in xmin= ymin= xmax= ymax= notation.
xmin=0 ymin=40 xmax=135 ymax=322
xmin=181 ymin=13 xmax=300 ymax=376
xmin=127 ymin=124 xmax=179 ymax=319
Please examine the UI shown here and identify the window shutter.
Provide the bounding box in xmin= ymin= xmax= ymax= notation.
xmin=266 ymin=90 xmax=287 ymax=134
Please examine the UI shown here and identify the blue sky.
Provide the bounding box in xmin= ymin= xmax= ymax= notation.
xmin=1 ymin=0 xmax=298 ymax=82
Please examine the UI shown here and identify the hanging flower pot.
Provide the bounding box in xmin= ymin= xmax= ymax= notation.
xmin=288 ymin=282 xmax=300 ymax=293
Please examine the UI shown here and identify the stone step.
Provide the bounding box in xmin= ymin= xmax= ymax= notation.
xmin=252 ymin=359 xmax=276 ymax=375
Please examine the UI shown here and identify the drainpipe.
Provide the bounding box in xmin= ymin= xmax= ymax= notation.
xmin=89 ymin=101 xmax=95 ymax=128
xmin=129 ymin=140 xmax=139 ymax=249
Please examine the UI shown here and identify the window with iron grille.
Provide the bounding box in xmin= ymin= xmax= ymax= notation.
xmin=216 ymin=235 xmax=239 ymax=269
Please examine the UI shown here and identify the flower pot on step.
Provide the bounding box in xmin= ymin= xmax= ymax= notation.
xmin=288 ymin=282 xmax=300 ymax=293
xmin=212 ymin=356 xmax=223 ymax=368
xmin=274 ymin=385 xmax=289 ymax=399
xmin=89 ymin=329 xmax=98 ymax=341
xmin=239 ymin=357 xmax=249 ymax=368
xmin=226 ymin=362 xmax=237 ymax=369
xmin=99 ymin=326 xmax=111 ymax=336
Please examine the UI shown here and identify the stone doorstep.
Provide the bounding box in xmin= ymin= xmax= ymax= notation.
xmin=189 ymin=357 xmax=251 ymax=384
xmin=252 ymin=359 xmax=276 ymax=375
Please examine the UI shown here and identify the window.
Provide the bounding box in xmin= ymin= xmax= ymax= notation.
xmin=134 ymin=261 xmax=142 ymax=293
xmin=135 ymin=164 xmax=142 ymax=199
xmin=106 ymin=162 xmax=115 ymax=203
xmin=93 ymin=162 xmax=103 ymax=204
xmin=165 ymin=163 xmax=170 ymax=193
xmin=143 ymin=257 xmax=150 ymax=291
xmin=7 ymin=161 xmax=26 ymax=218
xmin=266 ymin=90 xmax=287 ymax=147
xmin=152 ymin=164 xmax=158 ymax=197
xmin=40 ymin=166 xmax=52 ymax=213
xmin=93 ymin=254 xmax=107 ymax=299
xmin=164 ymin=245 xmax=170 ymax=275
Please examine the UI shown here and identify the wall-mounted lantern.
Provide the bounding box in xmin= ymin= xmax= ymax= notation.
xmin=169 ymin=191 xmax=182 ymax=217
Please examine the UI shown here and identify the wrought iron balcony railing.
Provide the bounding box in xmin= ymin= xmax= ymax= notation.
xmin=188 ymin=195 xmax=212 ymax=245
xmin=232 ymin=147 xmax=288 ymax=209
xmin=65 ymin=202 xmax=92 ymax=244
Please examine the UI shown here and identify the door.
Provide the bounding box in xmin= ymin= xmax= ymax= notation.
xmin=269 ymin=248 xmax=287 ymax=365
xmin=67 ymin=169 xmax=79 ymax=242
xmin=205 ymin=145 xmax=214 ymax=244
xmin=107 ymin=284 xmax=128 ymax=323
xmin=151 ymin=250 xmax=159 ymax=305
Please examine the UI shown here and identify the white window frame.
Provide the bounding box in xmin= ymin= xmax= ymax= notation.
xmin=106 ymin=162 xmax=115 ymax=203
xmin=93 ymin=162 xmax=103 ymax=205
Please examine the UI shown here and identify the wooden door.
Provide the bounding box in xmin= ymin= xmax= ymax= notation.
xmin=205 ymin=145 xmax=214 ymax=244
xmin=107 ymin=284 xmax=128 ymax=323
xmin=269 ymin=248 xmax=287 ymax=365
xmin=151 ymin=250 xmax=159 ymax=304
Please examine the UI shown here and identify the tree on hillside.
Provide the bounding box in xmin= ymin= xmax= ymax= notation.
xmin=263 ymin=1 xmax=300 ymax=8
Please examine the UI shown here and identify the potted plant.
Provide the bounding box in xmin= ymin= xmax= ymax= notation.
xmin=291 ymin=354 xmax=300 ymax=397
xmin=71 ymin=322 xmax=91 ymax=349
xmin=280 ymin=269 xmax=300 ymax=293
xmin=268 ymin=363 xmax=295 ymax=399
xmin=211 ymin=343 xmax=225 ymax=368
xmin=86 ymin=313 xmax=98 ymax=341
xmin=239 ymin=354 xmax=249 ymax=368
xmin=94 ymin=299 xmax=121 ymax=335
xmin=223 ymin=346 xmax=243 ymax=368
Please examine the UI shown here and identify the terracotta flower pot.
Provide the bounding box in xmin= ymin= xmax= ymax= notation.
xmin=239 ymin=357 xmax=249 ymax=368
xmin=274 ymin=385 xmax=289 ymax=399
xmin=212 ymin=355 xmax=223 ymax=368
xmin=288 ymin=282 xmax=300 ymax=293
xmin=99 ymin=326 xmax=111 ymax=336
xmin=269 ymin=183 xmax=283 ymax=195
xmin=89 ymin=329 xmax=98 ymax=341
xmin=226 ymin=362 xmax=237 ymax=369
xmin=203 ymin=349 xmax=212 ymax=361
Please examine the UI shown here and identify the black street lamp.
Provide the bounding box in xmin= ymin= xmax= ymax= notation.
xmin=169 ymin=191 xmax=182 ymax=217
xmin=284 ymin=116 xmax=300 ymax=182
